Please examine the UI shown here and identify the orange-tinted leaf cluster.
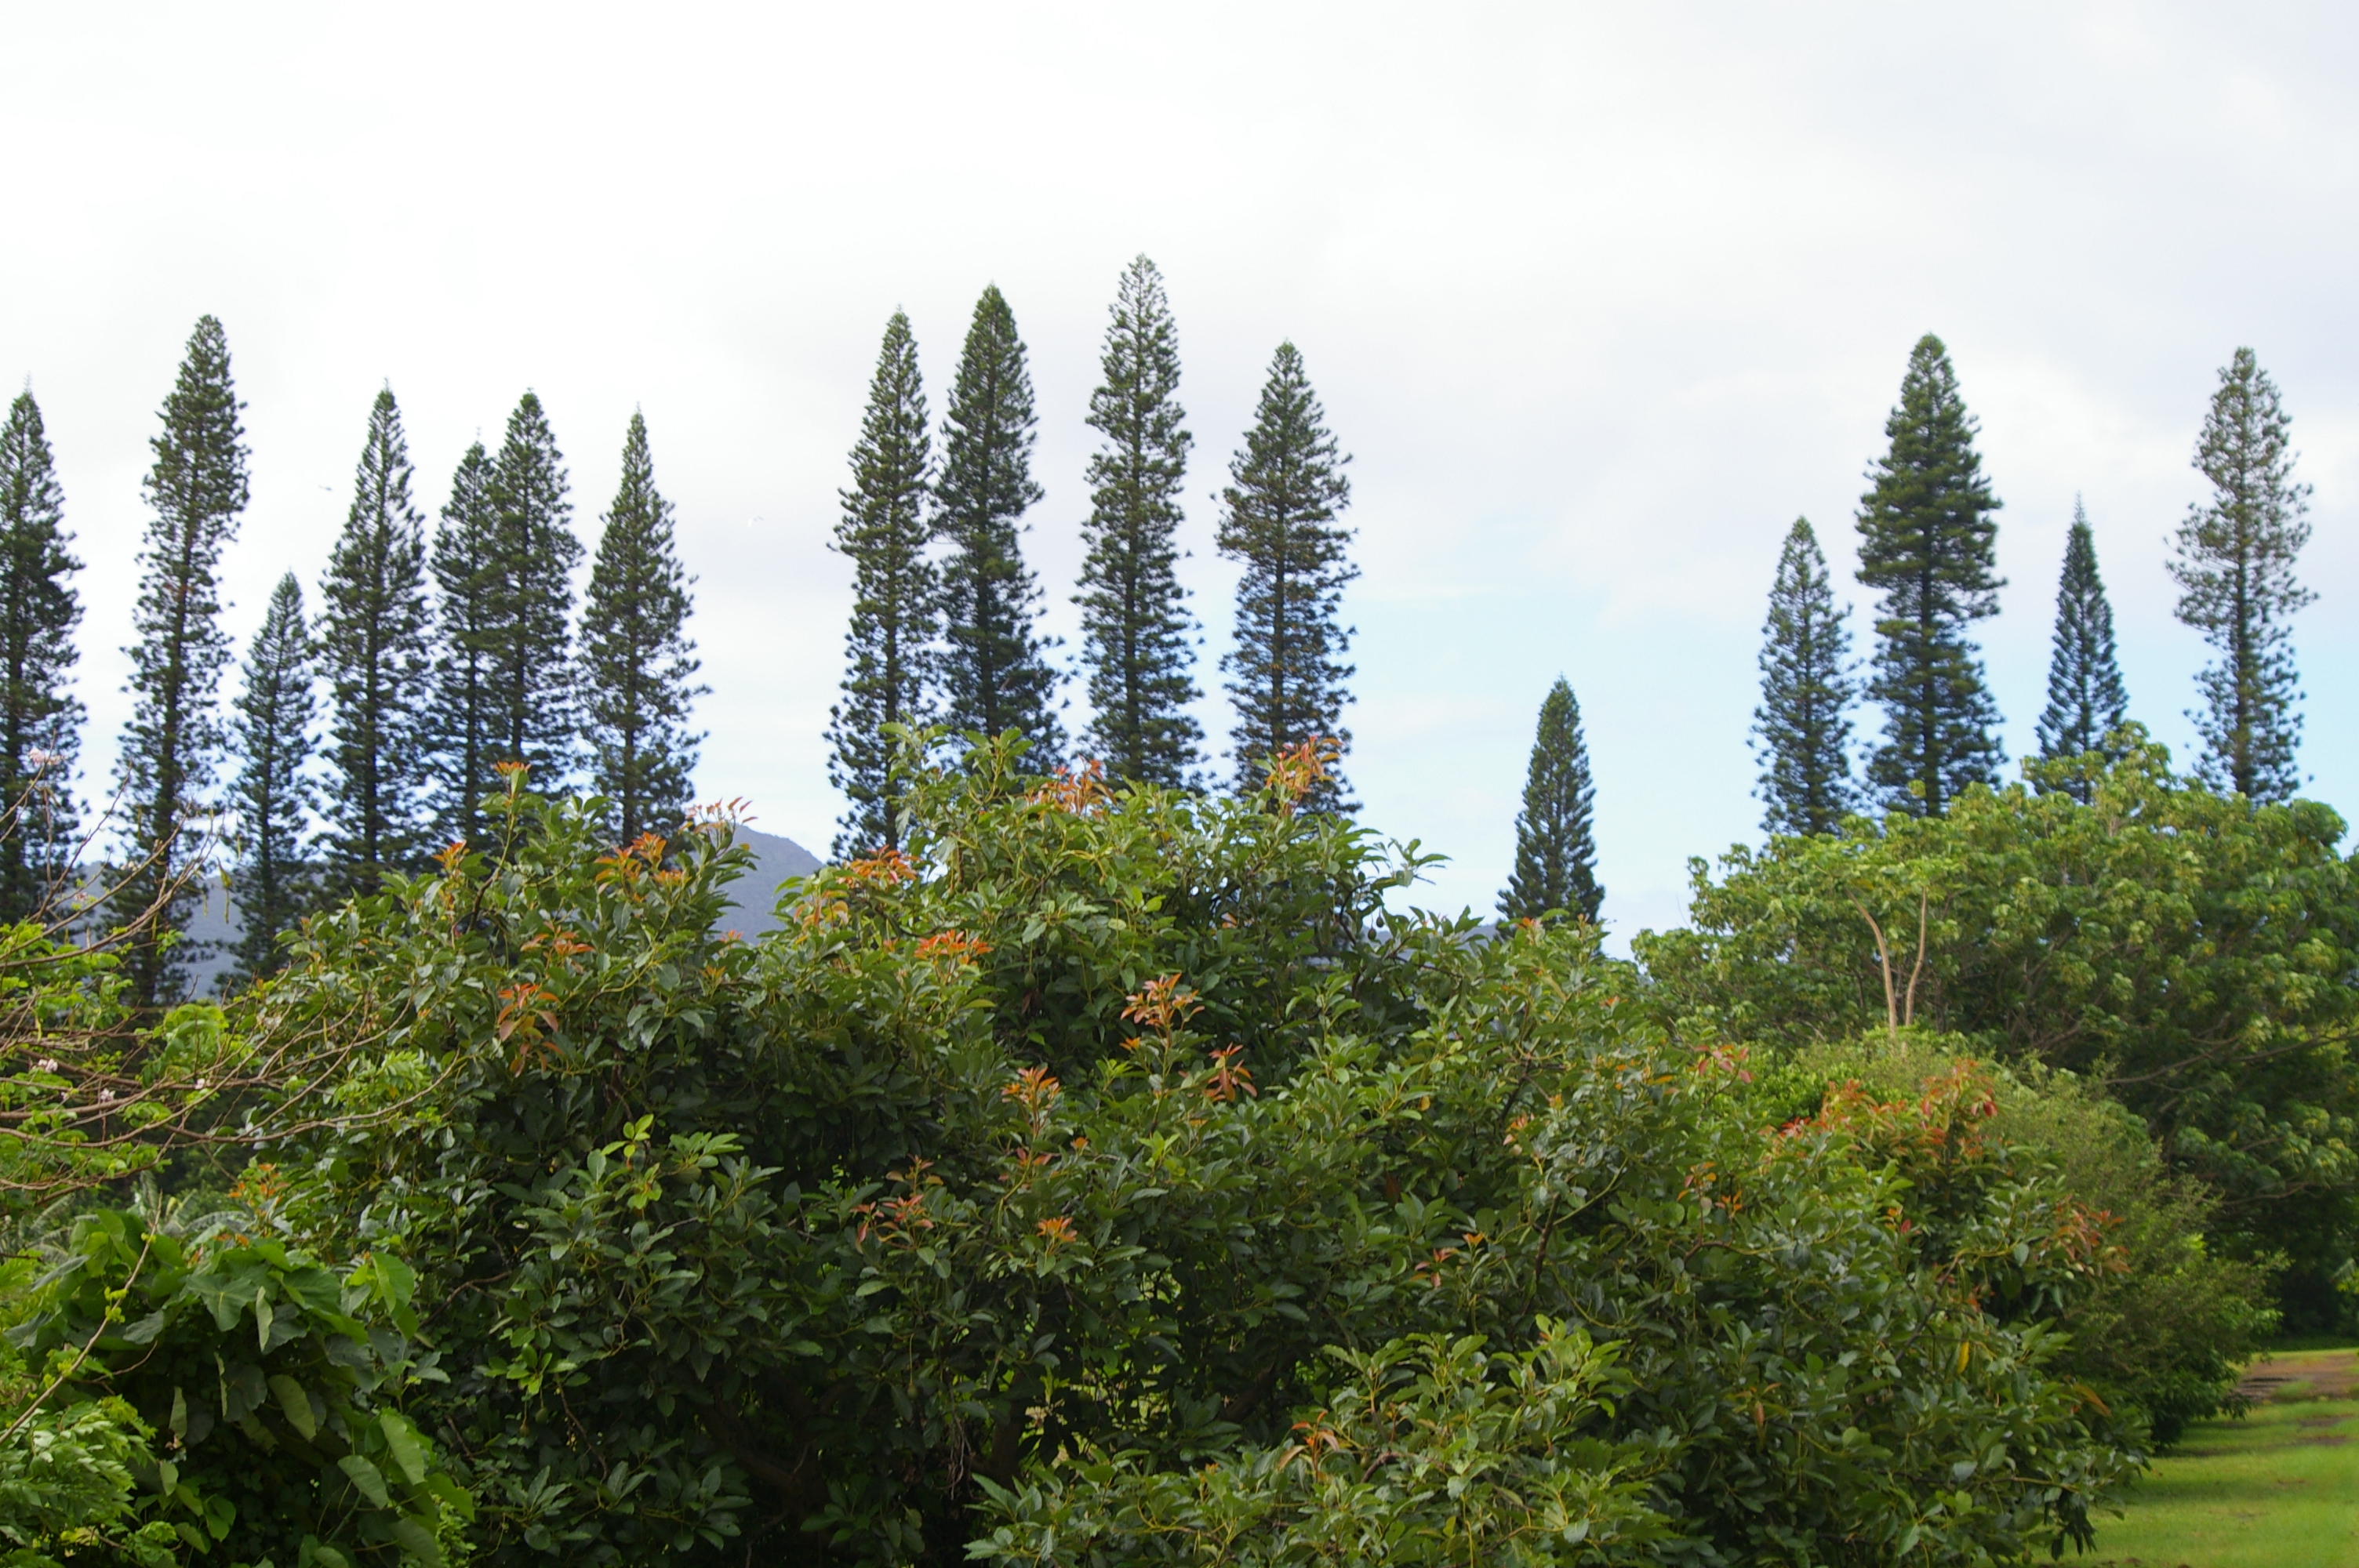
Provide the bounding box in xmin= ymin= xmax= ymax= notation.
xmin=1263 ymin=738 xmax=1341 ymax=811
xmin=1029 ymin=760 xmax=1111 ymax=815
xmin=1203 ymin=1044 xmax=1256 ymax=1102
xmin=1121 ymin=974 xmax=1202 ymax=1035
xmin=914 ymin=931 xmax=991 ymax=963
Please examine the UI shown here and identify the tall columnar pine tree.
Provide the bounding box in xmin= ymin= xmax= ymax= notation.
xmin=827 ymin=312 xmax=937 ymax=857
xmin=427 ymin=444 xmax=502 ymax=844
xmin=581 ymin=411 xmax=705 ymax=844
xmin=935 ymin=285 xmax=1064 ymax=761
xmin=2171 ymin=348 xmax=2314 ymax=802
xmin=0 ymin=389 xmax=82 ymax=918
xmin=1075 ymin=255 xmax=1201 ymax=786
xmin=317 ymin=387 xmax=433 ymax=896
xmin=1499 ymin=677 xmax=1604 ymax=924
xmin=1750 ymin=517 xmax=1858 ymax=836
xmin=1856 ymin=333 xmax=2005 ymax=816
xmin=1218 ymin=341 xmax=1358 ymax=808
xmin=227 ymin=574 xmax=316 ymax=984
xmin=2034 ymin=497 xmax=2131 ymax=801
xmin=487 ymin=392 xmax=582 ymax=786
xmin=114 ymin=316 xmax=249 ymax=1007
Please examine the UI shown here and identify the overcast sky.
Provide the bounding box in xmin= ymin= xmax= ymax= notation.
xmin=5 ymin=5 xmax=2354 ymax=941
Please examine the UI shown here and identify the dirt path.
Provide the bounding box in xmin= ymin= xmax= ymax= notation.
xmin=2237 ymin=1347 xmax=2359 ymax=1404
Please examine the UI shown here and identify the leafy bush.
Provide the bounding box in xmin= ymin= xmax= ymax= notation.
xmin=1635 ymin=734 xmax=2359 ymax=1321
xmin=1749 ymin=1036 xmax=2278 ymax=1446
xmin=227 ymin=747 xmax=2132 ymax=1565
xmin=2 ymin=1201 xmax=463 ymax=1568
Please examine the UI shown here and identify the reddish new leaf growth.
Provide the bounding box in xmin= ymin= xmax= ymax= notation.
xmin=1122 ymin=974 xmax=1202 ymax=1034
xmin=1203 ymin=1044 xmax=1256 ymax=1102
xmin=914 ymin=931 xmax=992 ymax=962
xmin=1030 ymin=760 xmax=1112 ymax=814
xmin=1263 ymin=739 xmax=1341 ymax=812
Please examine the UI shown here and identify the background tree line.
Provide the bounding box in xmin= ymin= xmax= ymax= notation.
xmin=1747 ymin=334 xmax=2317 ymax=839
xmin=1510 ymin=334 xmax=2321 ymax=933
xmin=827 ymin=256 xmax=1361 ymax=857
xmin=0 ymin=321 xmax=706 ymax=1004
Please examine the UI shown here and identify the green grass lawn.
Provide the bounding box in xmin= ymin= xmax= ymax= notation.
xmin=2087 ymin=1347 xmax=2359 ymax=1567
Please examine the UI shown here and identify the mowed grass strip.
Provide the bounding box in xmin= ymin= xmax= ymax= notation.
xmin=2089 ymin=1346 xmax=2359 ymax=1567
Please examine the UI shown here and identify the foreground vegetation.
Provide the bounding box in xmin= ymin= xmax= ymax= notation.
xmin=2088 ymin=1346 xmax=2359 ymax=1567
xmin=2 ymin=739 xmax=2347 ymax=1565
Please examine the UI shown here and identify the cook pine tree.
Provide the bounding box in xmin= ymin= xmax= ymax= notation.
xmin=935 ymin=285 xmax=1064 ymax=761
xmin=2034 ymin=497 xmax=2131 ymax=801
xmin=1218 ymin=341 xmax=1358 ymax=809
xmin=827 ymin=310 xmax=937 ymax=857
xmin=227 ymin=573 xmax=317 ymax=984
xmin=1750 ymin=517 xmax=1857 ymax=836
xmin=317 ymin=386 xmax=433 ymax=897
xmin=427 ymin=443 xmax=502 ymax=843
xmin=1856 ymin=333 xmax=2005 ymax=816
xmin=580 ymin=410 xmax=704 ymax=844
xmin=2171 ymin=348 xmax=2314 ymax=802
xmin=1499 ymin=676 xmax=1604 ymax=924
xmin=489 ymin=394 xmax=582 ymax=785
xmin=1075 ymin=255 xmax=1201 ymax=787
xmin=0 ymin=388 xmax=83 ymax=919
xmin=114 ymin=315 xmax=250 ymax=1007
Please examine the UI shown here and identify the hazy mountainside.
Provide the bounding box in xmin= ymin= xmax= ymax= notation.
xmin=172 ymin=822 xmax=822 ymax=993
xmin=713 ymin=823 xmax=824 ymax=933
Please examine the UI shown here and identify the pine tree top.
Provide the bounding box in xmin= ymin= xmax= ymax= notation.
xmin=2034 ymin=497 xmax=2129 ymax=789
xmin=1856 ymin=334 xmax=2002 ymax=612
xmin=0 ymin=390 xmax=81 ymax=661
xmin=1751 ymin=517 xmax=1856 ymax=837
xmin=493 ymin=391 xmax=573 ymax=533
xmin=143 ymin=315 xmax=250 ymax=532
xmin=1500 ymin=676 xmax=1602 ymax=924
xmin=838 ymin=311 xmax=933 ymax=543
xmin=1085 ymin=256 xmax=1192 ymax=510
xmin=1218 ymin=341 xmax=1358 ymax=804
xmin=937 ymin=285 xmax=1044 ymax=533
xmin=1221 ymin=342 xmax=1352 ymax=539
xmin=2172 ymin=347 xmax=2314 ymax=627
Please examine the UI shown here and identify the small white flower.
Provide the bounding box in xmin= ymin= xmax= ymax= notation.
xmin=97 ymin=1088 xmax=115 ymax=1103
xmin=33 ymin=1058 xmax=59 ymax=1073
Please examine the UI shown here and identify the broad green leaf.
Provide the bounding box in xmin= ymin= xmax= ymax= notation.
xmin=390 ymin=1515 xmax=444 ymax=1568
xmin=270 ymin=1374 xmax=318 ymax=1439
xmin=338 ymin=1454 xmax=393 ymax=1508
xmin=380 ymin=1409 xmax=429 ymax=1484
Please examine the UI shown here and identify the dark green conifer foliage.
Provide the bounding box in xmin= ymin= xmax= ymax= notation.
xmin=935 ymin=285 xmax=1063 ymax=761
xmin=2171 ymin=348 xmax=2314 ymax=802
xmin=1076 ymin=256 xmax=1201 ymax=787
xmin=1217 ymin=342 xmax=1358 ymax=808
xmin=486 ymin=392 xmax=583 ymax=785
xmin=427 ymin=444 xmax=502 ymax=844
xmin=581 ymin=411 xmax=704 ymax=845
xmin=0 ymin=389 xmax=82 ymax=918
xmin=2034 ymin=497 xmax=2131 ymax=802
xmin=1856 ymin=333 xmax=2005 ymax=816
xmin=1499 ymin=677 xmax=1603 ymax=924
xmin=114 ymin=316 xmax=249 ymax=1007
xmin=318 ymin=387 xmax=432 ymax=895
xmin=228 ymin=573 xmax=316 ymax=984
xmin=1750 ymin=517 xmax=1857 ymax=836
xmin=827 ymin=312 xmax=937 ymax=857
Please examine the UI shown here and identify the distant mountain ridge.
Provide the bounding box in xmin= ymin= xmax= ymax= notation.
xmin=171 ymin=823 xmax=825 ymax=996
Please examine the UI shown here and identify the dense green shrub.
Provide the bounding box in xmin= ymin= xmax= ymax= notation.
xmin=216 ymin=746 xmax=2133 ymax=1565
xmin=1635 ymin=735 xmax=2359 ymax=1320
xmin=1743 ymin=1036 xmax=2278 ymax=1446
xmin=2 ymin=1202 xmax=462 ymax=1567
